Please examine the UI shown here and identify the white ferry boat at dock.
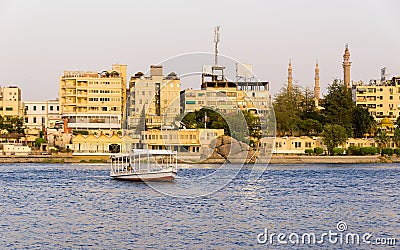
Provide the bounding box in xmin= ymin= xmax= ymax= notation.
xmin=110 ymin=149 xmax=178 ymax=182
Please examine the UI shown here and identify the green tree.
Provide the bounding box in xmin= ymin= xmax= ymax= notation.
xmin=322 ymin=79 xmax=354 ymax=136
xmin=375 ymin=130 xmax=390 ymax=150
xmin=322 ymin=124 xmax=348 ymax=155
xmin=395 ymin=116 xmax=400 ymax=127
xmin=273 ymin=86 xmax=304 ymax=136
xmin=393 ymin=127 xmax=400 ymax=148
xmin=352 ymin=105 xmax=375 ymax=138
xmin=299 ymin=118 xmax=322 ymax=136
xmin=135 ymin=107 xmax=147 ymax=134
xmin=34 ymin=138 xmax=46 ymax=148
xmin=1 ymin=116 xmax=25 ymax=134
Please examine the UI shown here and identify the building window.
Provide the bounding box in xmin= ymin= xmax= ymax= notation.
xmin=25 ymin=117 xmax=28 ymax=123
xmin=33 ymin=106 xmax=37 ymax=111
xmin=305 ymin=142 xmax=312 ymax=148
xmin=294 ymin=142 xmax=301 ymax=148
xmin=390 ymin=96 xmax=393 ymax=100
xmin=42 ymin=106 xmax=45 ymax=111
xmin=57 ymin=106 xmax=59 ymax=111
xmin=5 ymin=107 xmax=12 ymax=111
xmin=33 ymin=117 xmax=37 ymax=123
xmin=102 ymin=107 xmax=107 ymax=111
xmin=42 ymin=117 xmax=45 ymax=124
xmin=50 ymin=106 xmax=53 ymax=111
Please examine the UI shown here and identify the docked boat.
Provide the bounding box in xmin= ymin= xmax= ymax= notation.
xmin=110 ymin=149 xmax=178 ymax=182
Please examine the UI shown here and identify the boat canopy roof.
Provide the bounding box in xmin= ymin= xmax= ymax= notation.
xmin=110 ymin=149 xmax=177 ymax=159
xmin=132 ymin=149 xmax=177 ymax=156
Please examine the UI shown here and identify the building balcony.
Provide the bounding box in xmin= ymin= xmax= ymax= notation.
xmin=67 ymin=122 xmax=121 ymax=129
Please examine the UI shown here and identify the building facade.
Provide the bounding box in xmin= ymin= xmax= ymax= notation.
xmin=0 ymin=86 xmax=23 ymax=117
xmin=141 ymin=128 xmax=224 ymax=153
xmin=182 ymin=65 xmax=270 ymax=115
xmin=127 ymin=65 xmax=181 ymax=131
xmin=353 ymin=76 xmax=400 ymax=122
xmin=59 ymin=64 xmax=127 ymax=132
xmin=24 ymin=100 xmax=61 ymax=130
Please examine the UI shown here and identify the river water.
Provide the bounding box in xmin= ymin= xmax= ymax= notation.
xmin=0 ymin=163 xmax=399 ymax=249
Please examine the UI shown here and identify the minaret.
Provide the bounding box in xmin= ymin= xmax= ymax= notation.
xmin=342 ymin=44 xmax=351 ymax=88
xmin=287 ymin=60 xmax=293 ymax=93
xmin=314 ymin=61 xmax=320 ymax=107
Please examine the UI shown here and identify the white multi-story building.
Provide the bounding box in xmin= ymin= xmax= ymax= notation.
xmin=23 ymin=100 xmax=61 ymax=130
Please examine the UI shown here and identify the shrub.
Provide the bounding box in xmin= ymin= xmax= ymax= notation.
xmin=305 ymin=149 xmax=314 ymax=155
xmin=34 ymin=138 xmax=46 ymax=148
xmin=347 ymin=146 xmax=360 ymax=155
xmin=381 ymin=148 xmax=394 ymax=156
xmin=332 ymin=148 xmax=344 ymax=156
xmin=314 ymin=147 xmax=324 ymax=155
xmin=394 ymin=148 xmax=400 ymax=155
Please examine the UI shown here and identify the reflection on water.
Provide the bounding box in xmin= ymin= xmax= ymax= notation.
xmin=0 ymin=163 xmax=399 ymax=249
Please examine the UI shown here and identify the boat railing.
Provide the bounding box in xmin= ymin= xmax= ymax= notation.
xmin=110 ymin=150 xmax=178 ymax=175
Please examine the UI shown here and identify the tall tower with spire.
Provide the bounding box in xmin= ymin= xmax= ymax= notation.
xmin=314 ymin=61 xmax=320 ymax=107
xmin=342 ymin=44 xmax=351 ymax=88
xmin=287 ymin=60 xmax=293 ymax=93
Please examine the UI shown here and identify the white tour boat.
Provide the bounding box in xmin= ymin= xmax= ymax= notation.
xmin=110 ymin=149 xmax=178 ymax=182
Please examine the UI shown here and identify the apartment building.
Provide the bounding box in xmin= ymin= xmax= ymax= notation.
xmin=127 ymin=65 xmax=180 ymax=131
xmin=24 ymin=100 xmax=61 ymax=130
xmin=0 ymin=86 xmax=23 ymax=117
xmin=59 ymin=64 xmax=127 ymax=132
xmin=181 ymin=65 xmax=271 ymax=115
xmin=353 ymin=75 xmax=400 ymax=122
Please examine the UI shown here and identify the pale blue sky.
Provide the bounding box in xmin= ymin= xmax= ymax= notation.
xmin=0 ymin=0 xmax=399 ymax=100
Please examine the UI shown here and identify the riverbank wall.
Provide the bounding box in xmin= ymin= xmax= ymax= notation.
xmin=0 ymin=154 xmax=398 ymax=164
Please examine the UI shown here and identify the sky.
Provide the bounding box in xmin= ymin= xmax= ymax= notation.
xmin=0 ymin=0 xmax=399 ymax=101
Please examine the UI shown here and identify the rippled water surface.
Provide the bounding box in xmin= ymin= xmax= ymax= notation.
xmin=0 ymin=163 xmax=399 ymax=249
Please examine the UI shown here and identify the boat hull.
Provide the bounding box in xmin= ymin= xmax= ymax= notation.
xmin=111 ymin=170 xmax=177 ymax=182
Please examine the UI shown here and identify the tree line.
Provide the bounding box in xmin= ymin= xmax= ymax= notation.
xmin=274 ymin=80 xmax=400 ymax=154
xmin=0 ymin=116 xmax=25 ymax=134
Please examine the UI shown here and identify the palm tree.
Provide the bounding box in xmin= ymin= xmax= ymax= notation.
xmin=393 ymin=127 xmax=400 ymax=148
xmin=375 ymin=130 xmax=390 ymax=150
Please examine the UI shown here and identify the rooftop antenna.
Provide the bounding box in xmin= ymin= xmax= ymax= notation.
xmin=214 ymin=26 xmax=220 ymax=65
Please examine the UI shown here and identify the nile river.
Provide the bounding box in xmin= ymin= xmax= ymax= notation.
xmin=0 ymin=163 xmax=399 ymax=249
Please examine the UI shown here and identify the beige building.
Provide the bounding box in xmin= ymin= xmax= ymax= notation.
xmin=72 ymin=133 xmax=139 ymax=156
xmin=353 ymin=76 xmax=400 ymax=122
xmin=0 ymin=86 xmax=23 ymax=117
xmin=182 ymin=65 xmax=270 ymax=115
xmin=142 ymin=128 xmax=224 ymax=153
xmin=71 ymin=128 xmax=224 ymax=156
xmin=262 ymin=136 xmax=379 ymax=155
xmin=127 ymin=65 xmax=180 ymax=131
xmin=59 ymin=64 xmax=127 ymax=131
